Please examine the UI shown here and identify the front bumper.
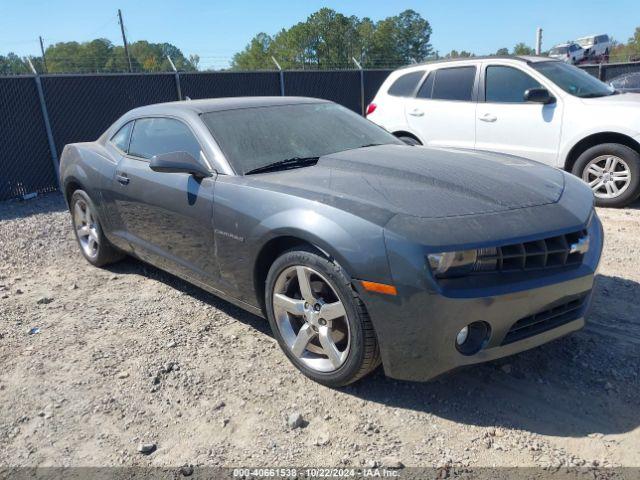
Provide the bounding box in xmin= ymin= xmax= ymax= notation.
xmin=359 ymin=212 xmax=603 ymax=382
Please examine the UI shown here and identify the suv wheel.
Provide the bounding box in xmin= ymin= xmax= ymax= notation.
xmin=70 ymin=190 xmax=124 ymax=266
xmin=572 ymin=143 xmax=640 ymax=208
xmin=265 ymin=247 xmax=380 ymax=387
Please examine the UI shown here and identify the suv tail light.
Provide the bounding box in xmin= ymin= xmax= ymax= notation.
xmin=366 ymin=103 xmax=377 ymax=116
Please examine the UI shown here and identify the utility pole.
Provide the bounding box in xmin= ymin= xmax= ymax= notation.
xmin=39 ymin=36 xmax=48 ymax=73
xmin=118 ymin=9 xmax=133 ymax=72
xmin=536 ymin=27 xmax=543 ymax=55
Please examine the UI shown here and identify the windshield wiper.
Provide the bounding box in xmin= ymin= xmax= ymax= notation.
xmin=244 ymin=156 xmax=320 ymax=175
xmin=580 ymin=91 xmax=616 ymax=98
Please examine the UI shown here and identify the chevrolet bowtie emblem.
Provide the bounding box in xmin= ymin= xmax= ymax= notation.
xmin=569 ymin=235 xmax=590 ymax=255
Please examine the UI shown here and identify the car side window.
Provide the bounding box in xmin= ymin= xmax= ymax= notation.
xmin=485 ymin=66 xmax=542 ymax=103
xmin=110 ymin=121 xmax=133 ymax=153
xmin=431 ymin=66 xmax=476 ymax=101
xmin=128 ymin=117 xmax=202 ymax=161
xmin=416 ymin=72 xmax=434 ymax=99
xmin=387 ymin=71 xmax=425 ymax=97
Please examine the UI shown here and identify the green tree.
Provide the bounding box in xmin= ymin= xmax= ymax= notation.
xmin=512 ymin=42 xmax=535 ymax=56
xmin=0 ymin=53 xmax=29 ymax=74
xmin=231 ymin=8 xmax=433 ymax=70
xmin=37 ymin=38 xmax=197 ymax=73
xmin=611 ymin=27 xmax=640 ymax=61
xmin=495 ymin=47 xmax=510 ymax=56
xmin=445 ymin=50 xmax=473 ymax=58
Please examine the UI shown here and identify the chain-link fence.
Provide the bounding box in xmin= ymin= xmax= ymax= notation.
xmin=1 ymin=62 xmax=640 ymax=201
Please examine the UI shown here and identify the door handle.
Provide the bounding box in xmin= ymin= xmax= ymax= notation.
xmin=116 ymin=173 xmax=130 ymax=185
xmin=408 ymin=108 xmax=424 ymax=117
xmin=479 ymin=113 xmax=497 ymax=122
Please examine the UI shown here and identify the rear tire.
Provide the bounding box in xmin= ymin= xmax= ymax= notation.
xmin=397 ymin=135 xmax=421 ymax=146
xmin=265 ymin=246 xmax=380 ymax=387
xmin=70 ymin=190 xmax=124 ymax=267
xmin=572 ymin=143 xmax=640 ymax=208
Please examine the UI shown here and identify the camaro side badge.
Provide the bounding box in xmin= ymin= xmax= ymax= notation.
xmin=569 ymin=235 xmax=590 ymax=255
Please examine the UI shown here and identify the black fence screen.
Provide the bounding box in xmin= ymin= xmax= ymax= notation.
xmin=41 ymin=73 xmax=178 ymax=156
xmin=283 ymin=70 xmax=361 ymax=113
xmin=0 ymin=77 xmax=57 ymax=200
xmin=601 ymin=61 xmax=640 ymax=81
xmin=181 ymin=72 xmax=280 ymax=99
xmin=3 ymin=63 xmax=640 ymax=201
xmin=363 ymin=70 xmax=393 ymax=106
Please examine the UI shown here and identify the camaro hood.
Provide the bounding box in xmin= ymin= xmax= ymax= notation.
xmin=251 ymin=145 xmax=565 ymax=222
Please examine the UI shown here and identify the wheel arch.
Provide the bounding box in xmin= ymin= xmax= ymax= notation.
xmin=393 ymin=130 xmax=423 ymax=145
xmin=564 ymin=132 xmax=640 ymax=172
xmin=253 ymin=235 xmax=338 ymax=314
xmin=62 ymin=175 xmax=90 ymax=209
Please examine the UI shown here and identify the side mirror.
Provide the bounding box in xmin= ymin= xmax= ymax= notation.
xmin=149 ymin=151 xmax=212 ymax=178
xmin=524 ymin=88 xmax=556 ymax=105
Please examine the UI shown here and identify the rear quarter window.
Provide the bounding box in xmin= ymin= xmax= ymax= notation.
xmin=110 ymin=121 xmax=133 ymax=152
xmin=387 ymin=71 xmax=425 ymax=97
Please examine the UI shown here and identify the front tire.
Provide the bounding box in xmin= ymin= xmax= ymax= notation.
xmin=70 ymin=190 xmax=124 ymax=267
xmin=265 ymin=247 xmax=380 ymax=387
xmin=572 ymin=143 xmax=640 ymax=208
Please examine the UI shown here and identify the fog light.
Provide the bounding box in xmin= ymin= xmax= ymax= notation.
xmin=455 ymin=321 xmax=491 ymax=356
xmin=456 ymin=326 xmax=469 ymax=345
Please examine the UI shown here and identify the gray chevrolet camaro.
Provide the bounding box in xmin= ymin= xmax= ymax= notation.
xmin=60 ymin=97 xmax=603 ymax=387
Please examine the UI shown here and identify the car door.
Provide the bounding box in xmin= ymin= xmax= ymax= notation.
xmin=404 ymin=64 xmax=478 ymax=149
xmin=475 ymin=63 xmax=563 ymax=166
xmin=111 ymin=116 xmax=220 ymax=285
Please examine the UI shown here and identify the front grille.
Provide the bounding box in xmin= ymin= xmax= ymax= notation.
xmin=471 ymin=229 xmax=588 ymax=274
xmin=501 ymin=294 xmax=588 ymax=345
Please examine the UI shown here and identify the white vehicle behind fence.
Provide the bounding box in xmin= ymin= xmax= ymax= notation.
xmin=549 ymin=43 xmax=585 ymax=64
xmin=366 ymin=56 xmax=640 ymax=208
xmin=576 ymin=34 xmax=611 ymax=59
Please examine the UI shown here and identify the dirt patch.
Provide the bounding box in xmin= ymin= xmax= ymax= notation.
xmin=0 ymin=193 xmax=638 ymax=468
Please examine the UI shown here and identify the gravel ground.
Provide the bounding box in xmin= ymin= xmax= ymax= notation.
xmin=0 ymin=192 xmax=638 ymax=470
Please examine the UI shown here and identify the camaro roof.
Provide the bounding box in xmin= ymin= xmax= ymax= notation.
xmin=129 ymin=96 xmax=329 ymax=116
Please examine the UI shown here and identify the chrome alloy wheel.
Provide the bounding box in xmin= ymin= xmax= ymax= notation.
xmin=272 ymin=266 xmax=350 ymax=372
xmin=583 ymin=155 xmax=631 ymax=199
xmin=73 ymin=199 xmax=99 ymax=258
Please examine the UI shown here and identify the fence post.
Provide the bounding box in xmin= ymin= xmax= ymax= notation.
xmin=598 ymin=64 xmax=605 ymax=81
xmin=352 ymin=57 xmax=364 ymax=116
xmin=167 ymin=55 xmax=183 ymax=100
xmin=27 ymin=58 xmax=60 ymax=191
xmin=271 ymin=56 xmax=285 ymax=96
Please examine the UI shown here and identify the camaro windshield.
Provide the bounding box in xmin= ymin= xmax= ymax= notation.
xmin=201 ymin=103 xmax=401 ymax=174
xmin=531 ymin=61 xmax=615 ymax=98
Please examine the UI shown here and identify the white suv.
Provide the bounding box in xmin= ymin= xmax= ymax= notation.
xmin=548 ymin=43 xmax=584 ymax=64
xmin=576 ymin=34 xmax=611 ymax=59
xmin=367 ymin=56 xmax=640 ymax=207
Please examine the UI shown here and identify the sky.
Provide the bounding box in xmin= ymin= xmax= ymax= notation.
xmin=1 ymin=0 xmax=637 ymax=69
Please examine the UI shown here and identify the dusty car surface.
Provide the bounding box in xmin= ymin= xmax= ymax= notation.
xmin=59 ymin=97 xmax=603 ymax=387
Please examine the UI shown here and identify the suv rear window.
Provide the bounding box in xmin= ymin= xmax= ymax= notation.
xmin=387 ymin=71 xmax=425 ymax=97
xmin=430 ymin=66 xmax=476 ymax=101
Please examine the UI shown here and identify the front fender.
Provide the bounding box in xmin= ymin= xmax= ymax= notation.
xmin=212 ymin=180 xmax=393 ymax=307
xmin=253 ymin=208 xmax=390 ymax=284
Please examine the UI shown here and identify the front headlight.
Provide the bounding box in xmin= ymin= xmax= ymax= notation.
xmin=427 ymin=248 xmax=498 ymax=278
